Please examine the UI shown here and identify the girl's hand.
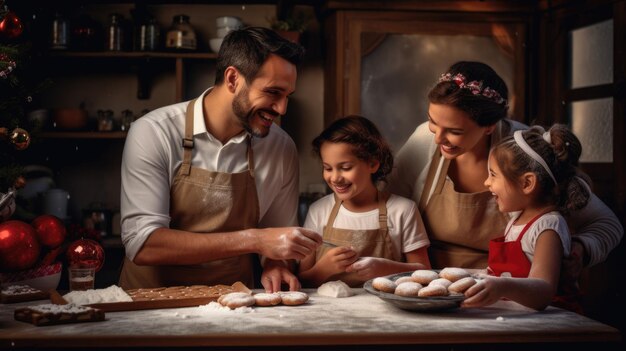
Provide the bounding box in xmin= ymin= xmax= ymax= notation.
xmin=461 ymin=275 xmax=504 ymax=308
xmin=316 ymin=246 xmax=358 ymax=276
xmin=345 ymin=257 xmax=390 ymax=280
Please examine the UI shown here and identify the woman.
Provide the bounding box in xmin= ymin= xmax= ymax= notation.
xmin=389 ymin=61 xmax=622 ymax=277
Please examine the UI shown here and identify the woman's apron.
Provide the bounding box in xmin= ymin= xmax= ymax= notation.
xmin=316 ymin=192 xmax=399 ymax=287
xmin=119 ymin=98 xmax=260 ymax=289
xmin=419 ymin=148 xmax=509 ymax=269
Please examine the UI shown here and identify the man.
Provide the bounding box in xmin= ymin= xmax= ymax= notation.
xmin=119 ymin=27 xmax=321 ymax=292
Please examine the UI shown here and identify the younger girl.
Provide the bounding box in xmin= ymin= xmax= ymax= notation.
xmin=463 ymin=124 xmax=590 ymax=310
xmin=299 ymin=116 xmax=431 ymax=287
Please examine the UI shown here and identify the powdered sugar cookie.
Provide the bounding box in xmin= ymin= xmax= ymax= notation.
xmin=372 ymin=277 xmax=397 ymax=293
xmin=429 ymin=278 xmax=452 ymax=289
xmin=218 ymin=292 xmax=255 ymax=309
xmin=448 ymin=277 xmax=477 ymax=293
xmin=394 ymin=282 xmax=423 ymax=297
xmin=394 ymin=276 xmax=415 ymax=285
xmin=279 ymin=291 xmax=309 ymax=306
xmin=418 ymin=284 xmax=449 ymax=297
xmin=253 ymin=293 xmax=282 ymax=306
xmin=439 ymin=267 xmax=471 ymax=282
xmin=411 ymin=270 xmax=439 ymax=285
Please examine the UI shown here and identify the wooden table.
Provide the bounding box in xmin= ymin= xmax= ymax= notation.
xmin=0 ymin=289 xmax=621 ymax=350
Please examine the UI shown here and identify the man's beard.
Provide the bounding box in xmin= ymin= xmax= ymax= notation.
xmin=232 ymin=87 xmax=271 ymax=138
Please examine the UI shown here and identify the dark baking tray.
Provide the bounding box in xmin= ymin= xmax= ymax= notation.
xmin=364 ymin=271 xmax=465 ymax=312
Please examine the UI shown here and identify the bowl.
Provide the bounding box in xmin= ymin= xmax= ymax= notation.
xmin=216 ymin=26 xmax=237 ymax=38
xmin=0 ymin=262 xmax=62 ymax=292
xmin=364 ymin=271 xmax=466 ymax=312
xmin=209 ymin=38 xmax=223 ymax=53
xmin=53 ymin=108 xmax=88 ymax=130
xmin=215 ymin=16 xmax=242 ymax=29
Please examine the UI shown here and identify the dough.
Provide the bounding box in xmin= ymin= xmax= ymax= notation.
xmin=317 ymin=280 xmax=354 ymax=298
xmin=218 ymin=292 xmax=255 ymax=309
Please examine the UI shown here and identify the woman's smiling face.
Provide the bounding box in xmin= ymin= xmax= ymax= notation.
xmin=427 ymin=103 xmax=494 ymax=159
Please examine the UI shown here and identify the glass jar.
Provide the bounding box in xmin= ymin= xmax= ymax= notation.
xmin=107 ymin=13 xmax=125 ymax=51
xmin=136 ymin=17 xmax=160 ymax=51
xmin=165 ymin=14 xmax=196 ymax=51
xmin=50 ymin=12 xmax=69 ymax=50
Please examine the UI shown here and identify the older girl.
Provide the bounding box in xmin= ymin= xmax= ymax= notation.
xmin=299 ymin=116 xmax=430 ymax=287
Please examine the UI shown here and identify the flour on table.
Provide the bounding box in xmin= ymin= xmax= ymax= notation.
xmin=317 ymin=280 xmax=354 ymax=298
xmin=63 ymin=285 xmax=132 ymax=305
xmin=197 ymin=301 xmax=255 ymax=314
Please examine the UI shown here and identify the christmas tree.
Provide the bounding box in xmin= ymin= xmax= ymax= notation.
xmin=0 ymin=0 xmax=48 ymax=221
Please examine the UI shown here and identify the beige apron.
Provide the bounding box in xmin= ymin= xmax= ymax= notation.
xmin=119 ymin=98 xmax=260 ymax=289
xmin=419 ymin=148 xmax=508 ymax=269
xmin=316 ymin=192 xmax=399 ymax=287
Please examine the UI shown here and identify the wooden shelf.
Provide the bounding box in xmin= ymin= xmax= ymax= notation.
xmin=38 ymin=131 xmax=128 ymax=139
xmin=47 ymin=51 xmax=217 ymax=101
xmin=48 ymin=51 xmax=218 ymax=60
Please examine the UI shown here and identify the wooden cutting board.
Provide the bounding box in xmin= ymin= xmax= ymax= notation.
xmin=53 ymin=282 xmax=251 ymax=312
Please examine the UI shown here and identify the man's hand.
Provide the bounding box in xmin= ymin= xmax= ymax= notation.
xmin=253 ymin=227 xmax=322 ymax=260
xmin=261 ymin=259 xmax=300 ymax=292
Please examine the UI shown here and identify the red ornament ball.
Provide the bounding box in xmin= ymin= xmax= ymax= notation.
xmin=32 ymin=214 xmax=67 ymax=248
xmin=0 ymin=11 xmax=24 ymax=40
xmin=66 ymin=238 xmax=104 ymax=272
xmin=0 ymin=220 xmax=41 ymax=272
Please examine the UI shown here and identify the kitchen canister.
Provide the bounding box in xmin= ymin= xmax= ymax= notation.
xmin=165 ymin=14 xmax=197 ymax=51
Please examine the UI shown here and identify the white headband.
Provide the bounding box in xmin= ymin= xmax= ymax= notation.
xmin=513 ymin=130 xmax=557 ymax=185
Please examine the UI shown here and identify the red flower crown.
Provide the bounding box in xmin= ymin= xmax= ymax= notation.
xmin=438 ymin=73 xmax=507 ymax=106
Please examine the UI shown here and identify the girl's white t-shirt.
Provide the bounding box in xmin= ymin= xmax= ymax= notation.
xmin=504 ymin=211 xmax=571 ymax=261
xmin=304 ymin=194 xmax=430 ymax=260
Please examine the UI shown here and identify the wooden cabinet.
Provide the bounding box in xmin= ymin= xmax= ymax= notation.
xmin=321 ymin=1 xmax=533 ymax=151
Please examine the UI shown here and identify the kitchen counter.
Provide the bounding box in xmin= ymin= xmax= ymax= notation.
xmin=0 ymin=289 xmax=620 ymax=350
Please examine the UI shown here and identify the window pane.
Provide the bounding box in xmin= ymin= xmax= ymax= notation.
xmin=360 ymin=33 xmax=513 ymax=153
xmin=569 ymin=98 xmax=613 ymax=163
xmin=568 ymin=19 xmax=613 ymax=89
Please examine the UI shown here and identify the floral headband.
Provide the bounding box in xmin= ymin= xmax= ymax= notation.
xmin=438 ymin=73 xmax=507 ymax=105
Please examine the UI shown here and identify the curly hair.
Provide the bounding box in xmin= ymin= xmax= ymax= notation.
xmin=491 ymin=124 xmax=590 ymax=214
xmin=312 ymin=115 xmax=394 ymax=184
